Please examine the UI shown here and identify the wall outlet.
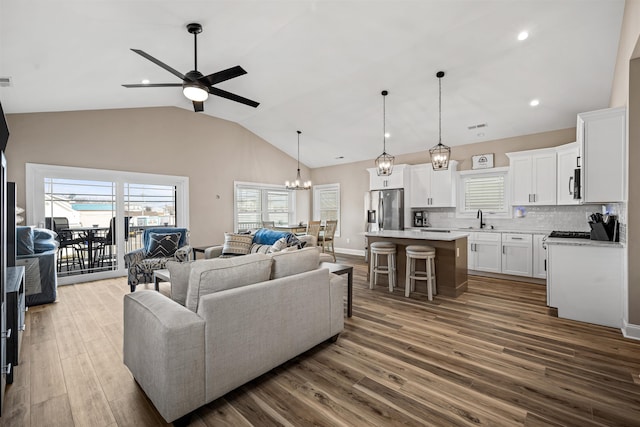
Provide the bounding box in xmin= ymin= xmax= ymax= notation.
xmin=346 ymin=238 xmax=350 ymax=244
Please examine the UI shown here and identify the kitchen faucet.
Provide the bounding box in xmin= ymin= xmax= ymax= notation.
xmin=477 ymin=209 xmax=485 ymax=229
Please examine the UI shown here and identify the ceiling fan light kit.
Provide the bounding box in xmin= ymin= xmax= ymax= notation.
xmin=429 ymin=71 xmax=451 ymax=171
xmin=375 ymin=90 xmax=395 ymax=176
xmin=122 ymin=22 xmax=259 ymax=112
xmin=285 ymin=130 xmax=312 ymax=190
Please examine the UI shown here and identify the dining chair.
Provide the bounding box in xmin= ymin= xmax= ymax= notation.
xmin=319 ymin=220 xmax=338 ymax=262
xmin=45 ymin=217 xmax=86 ymax=272
xmin=306 ymin=220 xmax=322 ymax=242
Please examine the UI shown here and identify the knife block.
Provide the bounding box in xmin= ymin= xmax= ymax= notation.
xmin=589 ymin=219 xmax=619 ymax=242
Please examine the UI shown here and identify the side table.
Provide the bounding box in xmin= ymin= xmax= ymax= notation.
xmin=319 ymin=262 xmax=353 ymax=317
xmin=6 ymin=266 xmax=25 ymax=384
xmin=154 ymin=269 xmax=171 ymax=291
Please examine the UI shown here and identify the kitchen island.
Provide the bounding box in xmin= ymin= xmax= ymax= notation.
xmin=365 ymin=230 xmax=469 ymax=298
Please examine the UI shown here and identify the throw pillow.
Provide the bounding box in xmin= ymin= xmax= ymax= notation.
xmin=146 ymin=232 xmax=181 ymax=258
xmin=166 ymin=260 xmax=194 ymax=306
xmin=222 ymin=232 xmax=253 ymax=256
xmin=285 ymin=233 xmax=304 ymax=249
xmin=253 ymin=228 xmax=290 ymax=245
xmin=249 ymin=243 xmax=272 ymax=254
xmin=269 ymin=237 xmax=288 ymax=253
xmin=16 ymin=226 xmax=35 ymax=255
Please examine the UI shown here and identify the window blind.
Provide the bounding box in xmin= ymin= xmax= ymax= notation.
xmin=463 ymin=174 xmax=505 ymax=212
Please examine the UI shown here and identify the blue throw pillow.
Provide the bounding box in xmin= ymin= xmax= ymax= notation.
xmin=33 ymin=228 xmax=59 ymax=252
xmin=16 ymin=226 xmax=35 ymax=255
xmin=253 ymin=228 xmax=290 ymax=245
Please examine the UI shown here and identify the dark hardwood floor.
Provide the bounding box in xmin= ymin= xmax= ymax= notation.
xmin=2 ymin=255 xmax=640 ymax=426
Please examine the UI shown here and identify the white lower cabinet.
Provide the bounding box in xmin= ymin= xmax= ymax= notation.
xmin=532 ymin=234 xmax=547 ymax=279
xmin=468 ymin=232 xmax=502 ymax=273
xmin=501 ymin=233 xmax=533 ymax=277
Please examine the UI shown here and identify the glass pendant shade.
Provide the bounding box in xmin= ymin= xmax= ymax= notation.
xmin=376 ymin=90 xmax=394 ymax=176
xmin=285 ymin=130 xmax=311 ymax=190
xmin=430 ymin=71 xmax=451 ymax=171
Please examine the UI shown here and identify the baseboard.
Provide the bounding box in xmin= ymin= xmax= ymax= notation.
xmin=622 ymin=320 xmax=640 ymax=341
xmin=467 ymin=270 xmax=546 ymax=285
xmin=335 ymin=247 xmax=366 ymax=257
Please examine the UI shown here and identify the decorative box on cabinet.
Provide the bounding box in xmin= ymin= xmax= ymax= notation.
xmin=507 ymin=148 xmax=557 ymax=205
xmin=6 ymin=266 xmax=25 ymax=384
xmin=578 ymin=107 xmax=626 ymax=203
xmin=367 ymin=164 xmax=409 ymax=190
xmin=408 ymin=161 xmax=457 ymax=208
xmin=556 ymin=142 xmax=581 ymax=205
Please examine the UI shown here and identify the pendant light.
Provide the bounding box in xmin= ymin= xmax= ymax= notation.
xmin=375 ymin=90 xmax=394 ymax=176
xmin=429 ymin=71 xmax=451 ymax=171
xmin=285 ymin=130 xmax=312 ymax=190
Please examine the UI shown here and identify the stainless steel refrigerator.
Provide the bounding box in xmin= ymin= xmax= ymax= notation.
xmin=370 ymin=189 xmax=404 ymax=231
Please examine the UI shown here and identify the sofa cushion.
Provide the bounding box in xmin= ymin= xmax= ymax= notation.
xmin=222 ymin=233 xmax=253 ymax=256
xmin=185 ymin=254 xmax=272 ymax=311
xmin=253 ymin=228 xmax=290 ymax=245
xmin=16 ymin=226 xmax=35 ymax=255
xmin=166 ymin=260 xmax=194 ymax=306
xmin=268 ymin=246 xmax=319 ymax=280
xmin=146 ymin=232 xmax=181 ymax=258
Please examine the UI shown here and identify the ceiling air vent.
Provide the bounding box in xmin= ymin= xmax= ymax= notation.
xmin=467 ymin=123 xmax=488 ymax=130
xmin=0 ymin=77 xmax=11 ymax=87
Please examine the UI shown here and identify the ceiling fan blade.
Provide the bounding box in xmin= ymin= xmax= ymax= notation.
xmin=209 ymin=87 xmax=260 ymax=108
xmin=130 ymin=49 xmax=186 ymax=81
xmin=200 ymin=65 xmax=247 ymax=86
xmin=122 ymin=83 xmax=182 ymax=88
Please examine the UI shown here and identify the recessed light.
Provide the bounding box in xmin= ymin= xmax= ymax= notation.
xmin=518 ymin=31 xmax=529 ymax=41
xmin=141 ymin=79 xmax=150 ymax=84
xmin=384 ymin=132 xmax=390 ymax=138
xmin=529 ymin=99 xmax=540 ymax=107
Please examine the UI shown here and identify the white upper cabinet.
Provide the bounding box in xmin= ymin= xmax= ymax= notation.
xmin=507 ymin=148 xmax=557 ymax=205
xmin=556 ymin=142 xmax=581 ymax=205
xmin=408 ymin=161 xmax=457 ymax=208
xmin=578 ymin=107 xmax=626 ymax=203
xmin=367 ymin=164 xmax=408 ymax=190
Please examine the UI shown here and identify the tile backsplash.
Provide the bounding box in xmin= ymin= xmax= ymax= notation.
xmin=418 ymin=203 xmax=626 ymax=241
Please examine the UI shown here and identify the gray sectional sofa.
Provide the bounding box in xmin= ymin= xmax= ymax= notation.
xmin=123 ymin=246 xmax=345 ymax=423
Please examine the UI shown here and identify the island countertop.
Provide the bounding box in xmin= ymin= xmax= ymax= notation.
xmin=365 ymin=229 xmax=470 ymax=241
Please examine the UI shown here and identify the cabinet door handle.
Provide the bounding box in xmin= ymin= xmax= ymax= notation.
xmin=576 ymin=156 xmax=581 ymax=168
xmin=502 ymin=245 xmax=506 ymax=255
xmin=511 ymin=237 xmax=523 ymax=240
xmin=569 ymin=177 xmax=573 ymax=195
xmin=544 ymin=259 xmax=547 ymax=271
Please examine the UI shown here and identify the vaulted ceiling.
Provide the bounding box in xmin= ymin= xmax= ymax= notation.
xmin=0 ymin=0 xmax=625 ymax=168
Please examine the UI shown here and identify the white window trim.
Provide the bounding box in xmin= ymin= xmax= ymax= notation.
xmin=26 ymin=163 xmax=189 ymax=284
xmin=312 ymin=183 xmax=341 ymax=237
xmin=456 ymin=167 xmax=512 ymax=219
xmin=233 ymin=181 xmax=296 ymax=232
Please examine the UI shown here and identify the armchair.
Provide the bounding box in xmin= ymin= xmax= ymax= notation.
xmin=124 ymin=227 xmax=191 ymax=292
xmin=15 ymin=226 xmax=60 ymax=306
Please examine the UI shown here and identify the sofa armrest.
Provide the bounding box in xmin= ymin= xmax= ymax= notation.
xmin=123 ymin=291 xmax=206 ymax=422
xmin=175 ymin=245 xmax=192 ymax=262
xmin=124 ymin=248 xmax=145 ymax=267
xmin=204 ymin=245 xmax=224 ymax=259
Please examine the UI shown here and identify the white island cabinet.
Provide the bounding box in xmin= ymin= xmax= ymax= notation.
xmin=547 ymin=239 xmax=623 ymax=328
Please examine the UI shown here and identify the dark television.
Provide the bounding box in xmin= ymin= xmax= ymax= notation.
xmin=0 ymin=101 xmax=9 ymax=152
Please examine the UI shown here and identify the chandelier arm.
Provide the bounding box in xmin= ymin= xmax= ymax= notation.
xmin=439 ymin=75 xmax=442 ymax=145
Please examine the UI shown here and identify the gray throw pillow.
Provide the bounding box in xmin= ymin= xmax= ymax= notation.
xmin=166 ymin=260 xmax=194 ymax=306
xmin=222 ymin=232 xmax=253 ymax=256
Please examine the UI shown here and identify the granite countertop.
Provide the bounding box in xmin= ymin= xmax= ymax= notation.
xmin=365 ymin=229 xmax=469 ymax=241
xmin=545 ymin=237 xmax=625 ymax=248
xmin=409 ymin=227 xmax=553 ymax=235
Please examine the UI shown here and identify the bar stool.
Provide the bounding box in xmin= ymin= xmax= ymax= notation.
xmin=369 ymin=241 xmax=397 ymax=292
xmin=405 ymin=245 xmax=437 ymax=301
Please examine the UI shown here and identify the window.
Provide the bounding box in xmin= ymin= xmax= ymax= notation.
xmin=458 ymin=168 xmax=510 ymax=217
xmin=234 ymin=182 xmax=295 ymax=231
xmin=313 ymin=183 xmax=340 ymax=236
xmin=26 ymin=163 xmax=189 ymax=285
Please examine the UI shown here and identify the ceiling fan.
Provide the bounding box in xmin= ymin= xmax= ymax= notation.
xmin=122 ymin=23 xmax=259 ymax=112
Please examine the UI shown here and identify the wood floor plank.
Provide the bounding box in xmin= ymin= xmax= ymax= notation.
xmin=3 ymin=255 xmax=640 ymax=426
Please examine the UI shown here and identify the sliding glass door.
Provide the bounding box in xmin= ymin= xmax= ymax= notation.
xmin=26 ymin=164 xmax=188 ymax=285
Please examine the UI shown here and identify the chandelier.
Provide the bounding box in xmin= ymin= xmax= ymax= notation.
xmin=429 ymin=71 xmax=451 ymax=170
xmin=375 ymin=90 xmax=394 ymax=176
xmin=285 ymin=130 xmax=312 ymax=190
